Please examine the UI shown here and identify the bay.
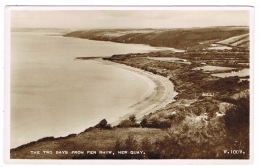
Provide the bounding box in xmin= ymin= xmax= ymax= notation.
xmin=10 ymin=30 xmax=162 ymax=148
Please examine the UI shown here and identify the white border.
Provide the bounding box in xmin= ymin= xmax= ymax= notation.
xmin=249 ymin=6 xmax=255 ymax=165
xmin=1 ymin=4 xmax=257 ymax=166
xmin=4 ymin=6 xmax=11 ymax=165
xmin=5 ymin=6 xmax=254 ymax=11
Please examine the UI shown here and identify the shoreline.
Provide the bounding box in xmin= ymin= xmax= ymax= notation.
xmin=12 ymin=58 xmax=178 ymax=149
xmin=96 ymin=59 xmax=178 ymax=126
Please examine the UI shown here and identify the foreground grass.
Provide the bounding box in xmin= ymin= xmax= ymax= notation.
xmin=11 ymin=128 xmax=167 ymax=159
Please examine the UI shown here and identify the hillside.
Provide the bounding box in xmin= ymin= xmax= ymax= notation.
xmin=11 ymin=128 xmax=168 ymax=159
xmin=217 ymin=33 xmax=249 ymax=48
xmin=64 ymin=26 xmax=249 ymax=50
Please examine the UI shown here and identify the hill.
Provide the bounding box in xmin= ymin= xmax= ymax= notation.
xmin=64 ymin=26 xmax=249 ymax=50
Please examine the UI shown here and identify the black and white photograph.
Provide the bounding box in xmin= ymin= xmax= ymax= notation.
xmin=5 ymin=6 xmax=253 ymax=161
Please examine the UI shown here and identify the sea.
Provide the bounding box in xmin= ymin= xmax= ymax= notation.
xmin=10 ymin=29 xmax=163 ymax=148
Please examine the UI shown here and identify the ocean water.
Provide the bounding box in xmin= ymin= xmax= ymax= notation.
xmin=10 ymin=31 xmax=161 ymax=148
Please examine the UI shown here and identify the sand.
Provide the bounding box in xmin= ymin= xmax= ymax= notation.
xmin=95 ymin=59 xmax=178 ymax=126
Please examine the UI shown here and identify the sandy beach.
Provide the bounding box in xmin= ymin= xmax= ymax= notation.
xmin=95 ymin=59 xmax=178 ymax=126
xmin=53 ymin=58 xmax=178 ymax=135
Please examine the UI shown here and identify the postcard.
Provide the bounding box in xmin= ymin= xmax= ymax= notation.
xmin=4 ymin=6 xmax=254 ymax=164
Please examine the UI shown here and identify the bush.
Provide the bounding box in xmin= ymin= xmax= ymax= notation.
xmin=140 ymin=118 xmax=172 ymax=129
xmin=224 ymin=97 xmax=249 ymax=134
xmin=129 ymin=114 xmax=136 ymax=122
xmin=118 ymin=119 xmax=139 ymax=128
xmin=118 ymin=115 xmax=139 ymax=128
xmin=94 ymin=119 xmax=112 ymax=129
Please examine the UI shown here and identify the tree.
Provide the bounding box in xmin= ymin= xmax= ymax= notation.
xmin=94 ymin=119 xmax=107 ymax=129
xmin=129 ymin=115 xmax=136 ymax=122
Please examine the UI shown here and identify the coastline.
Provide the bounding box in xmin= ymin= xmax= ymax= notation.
xmin=96 ymin=58 xmax=178 ymax=126
xmin=12 ymin=58 xmax=177 ymax=149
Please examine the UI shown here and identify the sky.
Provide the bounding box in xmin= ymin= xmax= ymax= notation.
xmin=10 ymin=8 xmax=250 ymax=29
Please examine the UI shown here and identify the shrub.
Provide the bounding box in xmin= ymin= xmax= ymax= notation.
xmin=118 ymin=119 xmax=139 ymax=128
xmin=129 ymin=114 xmax=136 ymax=122
xmin=140 ymin=118 xmax=148 ymax=127
xmin=224 ymin=97 xmax=249 ymax=134
xmin=118 ymin=115 xmax=139 ymax=128
xmin=140 ymin=117 xmax=172 ymax=129
xmin=94 ymin=119 xmax=112 ymax=129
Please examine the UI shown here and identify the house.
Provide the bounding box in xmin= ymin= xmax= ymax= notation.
xmin=202 ymin=92 xmax=214 ymax=97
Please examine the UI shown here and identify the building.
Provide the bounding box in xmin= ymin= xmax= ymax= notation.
xmin=202 ymin=92 xmax=214 ymax=97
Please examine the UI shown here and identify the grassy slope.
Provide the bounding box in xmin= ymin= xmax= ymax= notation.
xmin=64 ymin=27 xmax=249 ymax=50
xmin=11 ymin=128 xmax=167 ymax=159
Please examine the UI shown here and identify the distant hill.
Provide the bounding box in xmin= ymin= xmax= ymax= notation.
xmin=64 ymin=26 xmax=249 ymax=50
xmin=216 ymin=33 xmax=249 ymax=48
